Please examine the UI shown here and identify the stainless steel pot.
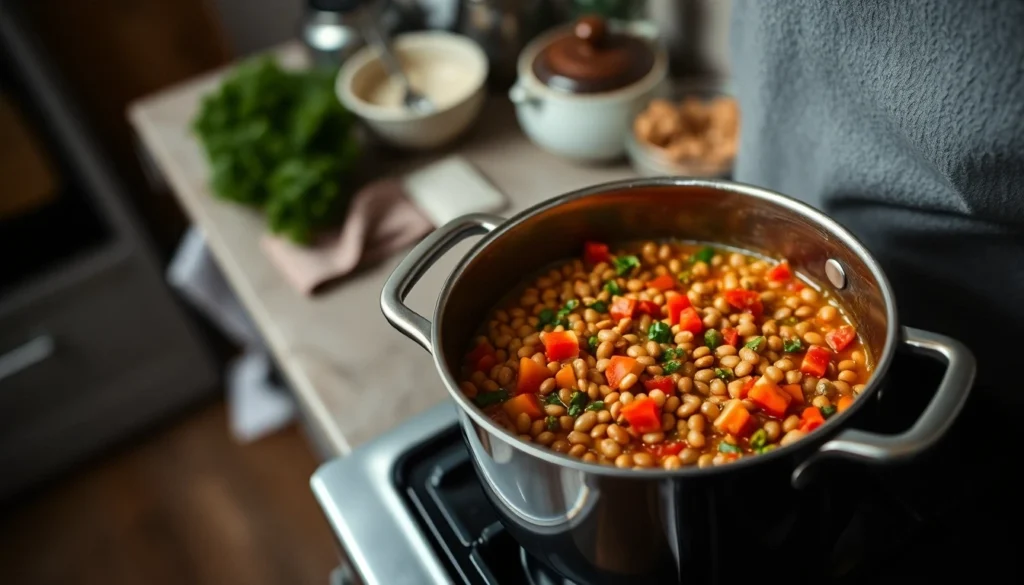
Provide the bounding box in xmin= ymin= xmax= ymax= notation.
xmin=381 ymin=178 xmax=975 ymax=584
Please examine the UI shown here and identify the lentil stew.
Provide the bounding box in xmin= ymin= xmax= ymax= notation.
xmin=459 ymin=240 xmax=872 ymax=470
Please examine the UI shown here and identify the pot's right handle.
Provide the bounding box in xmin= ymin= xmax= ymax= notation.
xmin=380 ymin=213 xmax=505 ymax=354
xmin=792 ymin=326 xmax=975 ymax=488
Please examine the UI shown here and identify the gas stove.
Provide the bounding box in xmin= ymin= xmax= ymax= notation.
xmin=311 ymin=353 xmax=1012 ymax=585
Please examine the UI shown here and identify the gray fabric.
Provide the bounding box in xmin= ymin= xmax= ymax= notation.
xmin=731 ymin=0 xmax=1024 ymax=396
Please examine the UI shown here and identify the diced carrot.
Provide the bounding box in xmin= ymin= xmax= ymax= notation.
xmin=799 ymin=406 xmax=825 ymax=432
xmin=635 ymin=300 xmax=661 ymax=317
xmin=767 ymin=262 xmax=792 ymax=282
xmin=782 ymin=384 xmax=805 ymax=405
xmin=837 ymin=395 xmax=855 ymax=413
xmin=825 ymin=326 xmax=857 ymax=353
xmin=800 ymin=345 xmax=832 ymax=377
xmin=665 ymin=292 xmax=691 ymax=325
xmin=621 ymin=398 xmax=661 ymax=433
xmin=516 ymin=357 xmax=552 ymax=395
xmin=730 ymin=376 xmax=759 ymax=399
xmin=583 ymin=241 xmax=612 ymax=265
xmin=723 ymin=289 xmax=764 ymax=317
xmin=555 ymin=364 xmax=576 ymax=390
xmin=748 ymin=376 xmax=792 ymax=418
xmin=722 ymin=327 xmax=738 ymax=347
xmin=609 ymin=296 xmax=637 ymax=321
xmin=543 ymin=330 xmax=579 ymax=361
xmin=714 ymin=399 xmax=752 ymax=436
xmin=642 ymin=376 xmax=675 ymax=394
xmin=606 ymin=356 xmax=643 ymax=390
xmin=647 ymin=274 xmax=676 ymax=291
xmin=503 ymin=393 xmax=543 ymax=420
xmin=677 ymin=307 xmax=703 ymax=335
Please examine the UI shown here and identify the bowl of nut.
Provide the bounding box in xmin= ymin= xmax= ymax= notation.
xmin=627 ymin=83 xmax=739 ymax=177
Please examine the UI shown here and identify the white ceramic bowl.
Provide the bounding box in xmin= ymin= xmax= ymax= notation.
xmin=509 ymin=24 xmax=668 ymax=163
xmin=337 ymin=32 xmax=488 ymax=150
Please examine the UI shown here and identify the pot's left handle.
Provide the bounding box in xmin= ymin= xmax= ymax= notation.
xmin=380 ymin=213 xmax=505 ymax=354
xmin=792 ymin=326 xmax=975 ymax=488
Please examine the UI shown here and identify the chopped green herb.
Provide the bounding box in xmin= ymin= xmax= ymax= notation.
xmin=551 ymin=299 xmax=579 ymax=328
xmin=603 ymin=280 xmax=623 ymax=295
xmin=714 ymin=368 xmax=734 ymax=380
xmin=662 ymin=347 xmax=685 ymax=362
xmin=589 ymin=300 xmax=608 ymax=313
xmin=783 ymin=337 xmax=803 ymax=353
xmin=544 ymin=394 xmax=563 ymax=406
xmin=692 ymin=246 xmax=715 ymax=264
xmin=648 ymin=321 xmax=672 ymax=343
xmin=663 ymin=360 xmax=682 ymax=374
xmin=474 ymin=389 xmax=509 ymax=407
xmin=613 ymin=255 xmax=641 ymax=276
xmin=749 ymin=428 xmax=768 ymax=449
xmin=567 ymin=391 xmax=588 ymax=416
xmin=756 ymin=444 xmax=778 ymax=454
xmin=782 ymin=316 xmax=799 ymax=326
xmin=744 ymin=336 xmax=766 ymax=351
xmin=718 ymin=442 xmax=742 ymax=454
xmin=537 ymin=308 xmax=556 ymax=330
xmin=588 ymin=336 xmax=599 ymax=353
xmin=677 ymin=271 xmax=692 ymax=284
xmin=704 ymin=329 xmax=723 ymax=349
xmin=585 ymin=401 xmax=605 ymax=412
xmin=820 ymin=405 xmax=837 ymax=418
xmin=546 ymin=415 xmax=559 ymax=431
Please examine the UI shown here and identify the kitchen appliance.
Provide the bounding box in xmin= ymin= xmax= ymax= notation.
xmin=379 ymin=178 xmax=973 ymax=583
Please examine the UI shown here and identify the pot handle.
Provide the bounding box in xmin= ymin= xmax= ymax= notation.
xmin=380 ymin=213 xmax=505 ymax=354
xmin=791 ymin=326 xmax=975 ymax=488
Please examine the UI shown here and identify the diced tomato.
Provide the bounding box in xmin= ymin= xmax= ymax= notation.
xmin=800 ymin=345 xmax=832 ymax=377
xmin=747 ymin=376 xmax=792 ymax=418
xmin=555 ymin=364 xmax=576 ymax=390
xmin=677 ymin=307 xmax=703 ymax=335
xmin=609 ymin=296 xmax=637 ymax=321
xmin=730 ymin=376 xmax=759 ymax=399
xmin=647 ymin=274 xmax=676 ymax=291
xmin=767 ymin=262 xmax=792 ymax=282
xmin=583 ymin=241 xmax=612 ymax=265
xmin=635 ymin=300 xmax=661 ymax=317
xmin=475 ymin=354 xmax=496 ymax=373
xmin=516 ymin=357 xmax=552 ymax=395
xmin=503 ymin=393 xmax=544 ymax=420
xmin=787 ymin=280 xmax=805 ymax=292
xmin=782 ymin=384 xmax=805 ymax=405
xmin=466 ymin=341 xmax=495 ymax=371
xmin=643 ymin=376 xmax=675 ymax=394
xmin=621 ymin=398 xmax=661 ymax=434
xmin=837 ymin=395 xmax=855 ymax=413
xmin=825 ymin=325 xmax=857 ymax=353
xmin=606 ymin=356 xmax=643 ymax=390
xmin=714 ymin=399 xmax=752 ymax=436
xmin=799 ymin=406 xmax=826 ymax=432
xmin=665 ymin=292 xmax=692 ymax=325
xmin=724 ymin=289 xmax=764 ymax=317
xmin=722 ymin=327 xmax=738 ymax=347
xmin=645 ymin=441 xmax=685 ymax=458
xmin=543 ymin=330 xmax=580 ymax=361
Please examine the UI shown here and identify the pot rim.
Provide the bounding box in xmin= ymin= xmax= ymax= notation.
xmin=514 ymin=24 xmax=668 ymax=103
xmin=433 ymin=177 xmax=899 ymax=478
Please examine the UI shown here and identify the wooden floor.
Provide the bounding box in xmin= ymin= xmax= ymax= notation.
xmin=0 ymin=401 xmax=340 ymax=585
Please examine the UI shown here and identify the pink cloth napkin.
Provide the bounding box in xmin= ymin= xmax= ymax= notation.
xmin=261 ymin=179 xmax=433 ymax=295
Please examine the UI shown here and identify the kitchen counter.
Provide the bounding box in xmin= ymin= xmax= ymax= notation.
xmin=128 ymin=42 xmax=636 ymax=457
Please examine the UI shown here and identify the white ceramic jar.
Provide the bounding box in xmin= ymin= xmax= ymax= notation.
xmin=509 ymin=17 xmax=668 ymax=163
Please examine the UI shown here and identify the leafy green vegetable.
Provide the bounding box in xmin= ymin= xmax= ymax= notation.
xmin=714 ymin=368 xmax=733 ymax=380
xmin=192 ymin=57 xmax=360 ymax=244
xmin=603 ymin=280 xmax=623 ymax=295
xmin=704 ymin=329 xmax=723 ymax=349
xmin=586 ymin=401 xmax=605 ymax=412
xmin=745 ymin=336 xmax=766 ymax=351
xmin=546 ymin=415 xmax=559 ymax=431
xmin=662 ymin=360 xmax=682 ymax=374
xmin=613 ymin=255 xmax=641 ymax=276
xmin=662 ymin=347 xmax=685 ymax=362
xmin=648 ymin=322 xmax=671 ymax=343
xmin=718 ymin=442 xmax=742 ymax=454
xmin=567 ymin=391 xmax=588 ymax=416
xmin=783 ymin=337 xmax=804 ymax=353
xmin=537 ymin=308 xmax=556 ymax=330
xmin=589 ymin=301 xmax=608 ymax=313
xmin=820 ymin=405 xmax=837 ymax=418
xmin=692 ymin=246 xmax=715 ymax=264
xmin=557 ymin=300 xmax=579 ymax=320
xmin=749 ymin=428 xmax=767 ymax=449
xmin=756 ymin=444 xmax=778 ymax=454
xmin=544 ymin=393 xmax=563 ymax=406
xmin=588 ymin=336 xmax=599 ymax=353
xmin=474 ymin=389 xmax=509 ymax=407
